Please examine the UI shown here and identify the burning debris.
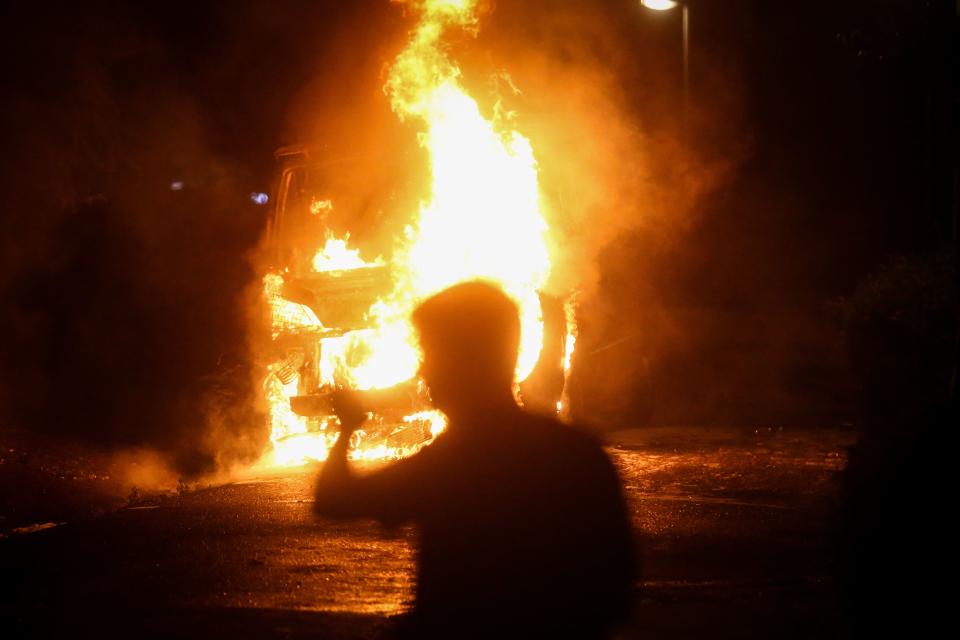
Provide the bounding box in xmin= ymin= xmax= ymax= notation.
xmin=258 ymin=0 xmax=574 ymax=467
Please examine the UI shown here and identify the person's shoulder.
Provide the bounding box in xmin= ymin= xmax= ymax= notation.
xmin=522 ymin=412 xmax=606 ymax=450
xmin=519 ymin=415 xmax=622 ymax=488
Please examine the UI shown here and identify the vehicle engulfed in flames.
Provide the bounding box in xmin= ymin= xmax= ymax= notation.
xmin=256 ymin=0 xmax=575 ymax=467
xmin=260 ymin=146 xmax=442 ymax=465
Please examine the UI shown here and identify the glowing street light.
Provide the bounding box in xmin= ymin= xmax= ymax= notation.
xmin=640 ymin=0 xmax=678 ymax=9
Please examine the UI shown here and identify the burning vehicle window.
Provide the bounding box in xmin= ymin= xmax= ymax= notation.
xmin=269 ymin=165 xmax=362 ymax=277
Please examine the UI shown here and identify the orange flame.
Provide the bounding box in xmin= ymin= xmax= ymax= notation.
xmin=345 ymin=0 xmax=552 ymax=388
xmin=312 ymin=232 xmax=383 ymax=273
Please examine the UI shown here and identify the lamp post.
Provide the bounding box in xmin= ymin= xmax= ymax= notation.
xmin=640 ymin=1 xmax=689 ymax=129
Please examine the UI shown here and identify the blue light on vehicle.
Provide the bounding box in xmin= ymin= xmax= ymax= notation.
xmin=250 ymin=192 xmax=269 ymax=205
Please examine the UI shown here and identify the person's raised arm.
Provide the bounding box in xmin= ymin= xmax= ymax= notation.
xmin=313 ymin=387 xmax=437 ymax=525
xmin=313 ymin=390 xmax=368 ymax=517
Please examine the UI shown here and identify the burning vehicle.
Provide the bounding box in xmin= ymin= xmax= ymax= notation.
xmin=257 ymin=0 xmax=575 ymax=467
xmin=260 ymin=145 xmax=442 ymax=465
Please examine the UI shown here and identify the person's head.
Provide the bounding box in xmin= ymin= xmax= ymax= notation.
xmin=412 ymin=281 xmax=520 ymax=420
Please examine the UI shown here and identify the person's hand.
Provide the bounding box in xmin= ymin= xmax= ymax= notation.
xmin=331 ymin=389 xmax=368 ymax=435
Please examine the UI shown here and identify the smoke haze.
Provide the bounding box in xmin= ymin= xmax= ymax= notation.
xmin=1 ymin=1 xmax=941 ymax=472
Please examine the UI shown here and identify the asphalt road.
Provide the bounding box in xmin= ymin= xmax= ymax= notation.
xmin=1 ymin=427 xmax=853 ymax=639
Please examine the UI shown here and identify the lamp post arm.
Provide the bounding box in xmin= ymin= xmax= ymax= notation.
xmin=682 ymin=4 xmax=689 ymax=130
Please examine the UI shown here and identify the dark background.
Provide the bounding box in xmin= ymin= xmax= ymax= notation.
xmin=0 ymin=0 xmax=955 ymax=475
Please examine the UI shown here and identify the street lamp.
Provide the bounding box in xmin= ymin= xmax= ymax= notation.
xmin=640 ymin=0 xmax=689 ymax=126
xmin=640 ymin=0 xmax=678 ymax=9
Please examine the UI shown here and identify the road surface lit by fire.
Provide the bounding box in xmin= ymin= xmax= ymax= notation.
xmin=1 ymin=427 xmax=853 ymax=639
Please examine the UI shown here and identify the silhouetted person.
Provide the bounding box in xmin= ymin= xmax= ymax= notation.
xmin=315 ymin=281 xmax=636 ymax=638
